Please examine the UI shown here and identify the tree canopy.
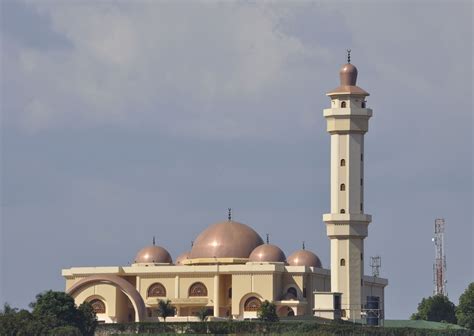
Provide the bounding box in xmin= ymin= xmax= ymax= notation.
xmin=411 ymin=294 xmax=457 ymax=324
xmin=0 ymin=290 xmax=97 ymax=336
xmin=257 ymin=300 xmax=279 ymax=322
xmin=456 ymin=282 xmax=474 ymax=330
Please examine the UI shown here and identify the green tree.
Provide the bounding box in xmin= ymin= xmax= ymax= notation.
xmin=456 ymin=282 xmax=474 ymax=330
xmin=257 ymin=300 xmax=279 ymax=322
xmin=157 ymin=299 xmax=175 ymax=321
xmin=77 ymin=302 xmax=98 ymax=336
xmin=30 ymin=290 xmax=79 ymax=329
xmin=0 ymin=291 xmax=97 ymax=336
xmin=411 ymin=294 xmax=457 ymax=323
xmin=196 ymin=307 xmax=212 ymax=321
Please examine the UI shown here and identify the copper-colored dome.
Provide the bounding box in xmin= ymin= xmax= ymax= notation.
xmin=175 ymin=251 xmax=190 ymax=265
xmin=249 ymin=244 xmax=286 ymax=262
xmin=340 ymin=63 xmax=358 ymax=86
xmin=189 ymin=220 xmax=264 ymax=259
xmin=134 ymin=245 xmax=172 ymax=264
xmin=327 ymin=60 xmax=369 ymax=96
xmin=287 ymin=249 xmax=322 ymax=268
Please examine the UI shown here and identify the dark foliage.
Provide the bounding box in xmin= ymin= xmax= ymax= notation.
xmin=456 ymin=282 xmax=474 ymax=330
xmin=257 ymin=300 xmax=279 ymax=322
xmin=411 ymin=294 xmax=457 ymax=324
xmin=156 ymin=300 xmax=175 ymax=322
xmin=0 ymin=291 xmax=97 ymax=336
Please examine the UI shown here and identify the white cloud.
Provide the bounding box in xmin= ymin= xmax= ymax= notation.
xmin=6 ymin=2 xmax=327 ymax=136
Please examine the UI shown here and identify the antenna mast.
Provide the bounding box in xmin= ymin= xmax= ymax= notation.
xmin=433 ymin=218 xmax=447 ymax=295
xmin=370 ymin=256 xmax=381 ymax=277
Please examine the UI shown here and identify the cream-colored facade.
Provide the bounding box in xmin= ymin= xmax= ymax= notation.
xmin=62 ymin=59 xmax=388 ymax=323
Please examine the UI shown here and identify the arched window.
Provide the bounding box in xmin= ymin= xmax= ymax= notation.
xmin=361 ymin=101 xmax=366 ymax=108
xmin=340 ymin=209 xmax=345 ymax=214
xmin=341 ymin=101 xmax=347 ymax=108
xmin=244 ymin=297 xmax=262 ymax=311
xmin=189 ymin=282 xmax=208 ymax=297
xmin=360 ymin=203 xmax=363 ymax=211
xmin=340 ymin=184 xmax=345 ymax=191
xmin=89 ymin=299 xmax=106 ymax=314
xmin=340 ymin=258 xmax=346 ymax=266
xmin=147 ymin=283 xmax=166 ymax=297
xmin=286 ymin=287 xmax=298 ymax=300
xmin=340 ymin=159 xmax=346 ymax=167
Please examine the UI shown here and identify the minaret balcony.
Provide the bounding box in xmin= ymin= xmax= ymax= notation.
xmin=322 ymin=213 xmax=371 ymax=224
xmin=324 ymin=108 xmax=372 ymax=134
xmin=323 ymin=108 xmax=372 ymax=118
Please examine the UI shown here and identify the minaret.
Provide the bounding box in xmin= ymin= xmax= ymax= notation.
xmin=323 ymin=52 xmax=372 ymax=320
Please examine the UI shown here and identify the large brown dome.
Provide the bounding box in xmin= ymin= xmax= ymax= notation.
xmin=249 ymin=244 xmax=286 ymax=263
xmin=134 ymin=245 xmax=172 ymax=264
xmin=189 ymin=220 xmax=264 ymax=259
xmin=287 ymin=249 xmax=322 ymax=268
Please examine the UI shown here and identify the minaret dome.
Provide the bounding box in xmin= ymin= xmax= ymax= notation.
xmin=339 ymin=63 xmax=358 ymax=86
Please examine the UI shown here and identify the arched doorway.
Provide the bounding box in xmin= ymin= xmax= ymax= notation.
xmin=244 ymin=297 xmax=262 ymax=311
xmin=239 ymin=294 xmax=263 ymax=319
xmin=66 ymin=275 xmax=146 ymax=322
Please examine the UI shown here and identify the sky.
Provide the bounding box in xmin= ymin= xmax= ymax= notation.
xmin=0 ymin=0 xmax=472 ymax=319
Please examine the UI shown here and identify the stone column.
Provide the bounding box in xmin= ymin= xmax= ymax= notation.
xmin=213 ymin=275 xmax=220 ymax=317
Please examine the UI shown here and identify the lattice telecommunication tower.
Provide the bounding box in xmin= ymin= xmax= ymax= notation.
xmin=432 ymin=218 xmax=447 ymax=295
xmin=370 ymin=256 xmax=381 ymax=277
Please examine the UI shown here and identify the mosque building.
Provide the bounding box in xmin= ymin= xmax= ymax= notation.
xmin=62 ymin=56 xmax=388 ymax=323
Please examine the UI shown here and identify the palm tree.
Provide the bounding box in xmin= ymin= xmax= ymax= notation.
xmin=157 ymin=300 xmax=175 ymax=322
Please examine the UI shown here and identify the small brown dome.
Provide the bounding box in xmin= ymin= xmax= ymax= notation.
xmin=249 ymin=244 xmax=286 ymax=262
xmin=190 ymin=220 xmax=264 ymax=259
xmin=340 ymin=63 xmax=358 ymax=86
xmin=287 ymin=249 xmax=322 ymax=268
xmin=134 ymin=245 xmax=172 ymax=264
xmin=176 ymin=251 xmax=190 ymax=265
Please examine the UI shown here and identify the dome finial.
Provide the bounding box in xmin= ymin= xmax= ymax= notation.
xmin=228 ymin=208 xmax=232 ymax=221
xmin=153 ymin=236 xmax=155 ymax=246
xmin=302 ymin=241 xmax=305 ymax=250
xmin=347 ymin=49 xmax=351 ymax=63
xmin=191 ymin=240 xmax=194 ymax=247
xmin=266 ymin=233 xmax=270 ymax=244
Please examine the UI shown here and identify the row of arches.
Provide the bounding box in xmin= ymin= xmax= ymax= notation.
xmin=147 ymin=282 xmax=208 ymax=298
xmin=86 ymin=294 xmax=296 ymax=318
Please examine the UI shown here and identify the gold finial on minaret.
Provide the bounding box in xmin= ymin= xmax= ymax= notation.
xmin=347 ymin=49 xmax=351 ymax=63
xmin=228 ymin=208 xmax=232 ymax=221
